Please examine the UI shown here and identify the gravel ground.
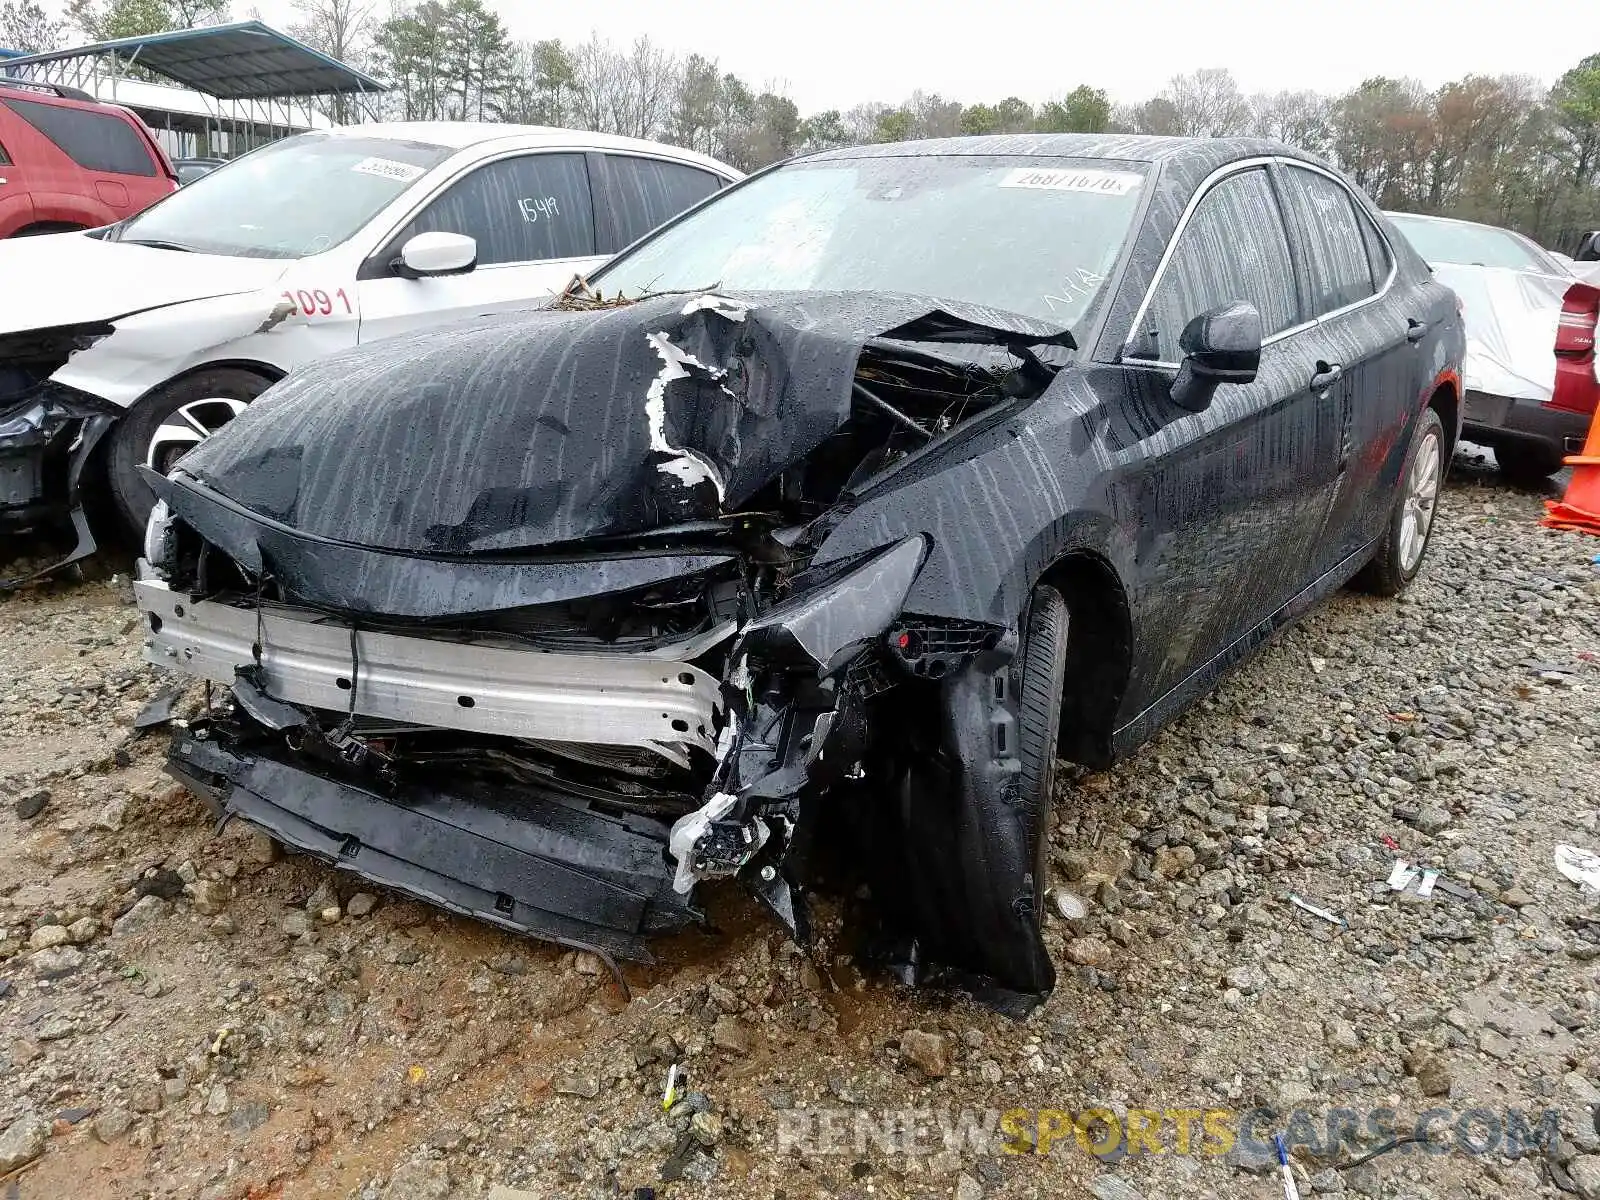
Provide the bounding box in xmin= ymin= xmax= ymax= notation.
xmin=1 ymin=452 xmax=1598 ymax=1200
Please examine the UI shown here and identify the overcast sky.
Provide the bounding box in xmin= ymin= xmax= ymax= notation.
xmin=49 ymin=0 xmax=1593 ymax=113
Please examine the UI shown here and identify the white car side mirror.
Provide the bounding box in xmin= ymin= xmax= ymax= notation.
xmin=394 ymin=231 xmax=477 ymax=279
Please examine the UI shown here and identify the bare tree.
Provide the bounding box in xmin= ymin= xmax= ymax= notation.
xmin=840 ymin=101 xmax=889 ymax=145
xmin=1248 ymin=90 xmax=1334 ymax=155
xmin=290 ymin=0 xmax=376 ymax=122
xmin=1161 ymin=68 xmax=1250 ymax=137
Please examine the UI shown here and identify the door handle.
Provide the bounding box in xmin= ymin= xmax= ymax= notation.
xmin=1406 ymin=318 xmax=1428 ymax=343
xmin=1310 ymin=361 xmax=1343 ymax=392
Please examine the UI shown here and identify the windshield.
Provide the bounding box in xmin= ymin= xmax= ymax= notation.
xmin=116 ymin=134 xmax=453 ymax=259
xmin=1389 ymin=214 xmax=1562 ymax=275
xmin=590 ymin=155 xmax=1148 ymax=328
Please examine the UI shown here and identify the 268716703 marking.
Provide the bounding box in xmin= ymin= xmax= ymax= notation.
xmin=280 ymin=288 xmax=353 ymax=318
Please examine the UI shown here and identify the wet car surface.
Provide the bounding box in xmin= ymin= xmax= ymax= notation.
xmin=135 ymin=133 xmax=1466 ymax=1014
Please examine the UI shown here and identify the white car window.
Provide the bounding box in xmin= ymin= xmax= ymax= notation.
xmin=594 ymin=154 xmax=723 ymax=252
xmin=392 ymin=153 xmax=596 ymax=266
xmin=115 ymin=133 xmax=453 ymax=259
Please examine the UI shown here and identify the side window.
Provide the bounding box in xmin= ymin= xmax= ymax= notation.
xmin=395 ymin=153 xmax=595 ymax=267
xmin=595 ymin=154 xmax=724 ymax=252
xmin=0 ymin=98 xmax=157 ymax=176
xmin=1359 ymin=212 xmax=1392 ymax=287
xmin=0 ymin=140 xmax=9 ymax=166
xmin=1137 ymin=168 xmax=1299 ymax=361
xmin=1279 ymin=166 xmax=1378 ymax=314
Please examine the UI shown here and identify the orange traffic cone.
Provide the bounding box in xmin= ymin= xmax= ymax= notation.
xmin=1543 ymin=402 xmax=1600 ymax=535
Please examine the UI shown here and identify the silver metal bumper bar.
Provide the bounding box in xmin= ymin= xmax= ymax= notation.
xmin=135 ymin=581 xmax=723 ymax=756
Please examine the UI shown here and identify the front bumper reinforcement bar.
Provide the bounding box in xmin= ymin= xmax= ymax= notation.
xmin=136 ymin=580 xmax=724 ymax=757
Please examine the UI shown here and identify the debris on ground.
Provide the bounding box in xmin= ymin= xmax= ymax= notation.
xmin=0 ymin=455 xmax=1595 ymax=1197
xmin=1555 ymin=845 xmax=1600 ymax=893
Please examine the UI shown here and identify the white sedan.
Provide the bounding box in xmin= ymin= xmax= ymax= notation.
xmin=0 ymin=122 xmax=739 ymax=569
xmin=1386 ymin=210 xmax=1593 ymax=480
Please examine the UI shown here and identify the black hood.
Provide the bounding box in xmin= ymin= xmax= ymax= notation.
xmin=177 ymin=290 xmax=1071 ymax=555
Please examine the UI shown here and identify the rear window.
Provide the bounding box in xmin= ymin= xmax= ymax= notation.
xmin=1 ymin=96 xmax=157 ymax=177
xmin=594 ymin=154 xmax=724 ymax=252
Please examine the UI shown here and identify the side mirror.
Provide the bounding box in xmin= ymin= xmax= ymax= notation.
xmin=392 ymin=231 xmax=477 ymax=279
xmin=1170 ymin=301 xmax=1262 ymax=412
xmin=1577 ymin=231 xmax=1600 ymax=263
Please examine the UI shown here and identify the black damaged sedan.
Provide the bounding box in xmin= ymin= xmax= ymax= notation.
xmin=136 ymin=134 xmax=1465 ymax=1013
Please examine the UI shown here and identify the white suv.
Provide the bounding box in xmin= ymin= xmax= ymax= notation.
xmin=0 ymin=122 xmax=740 ymax=562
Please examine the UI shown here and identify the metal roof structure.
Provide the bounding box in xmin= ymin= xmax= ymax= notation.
xmin=0 ymin=21 xmax=385 ymax=100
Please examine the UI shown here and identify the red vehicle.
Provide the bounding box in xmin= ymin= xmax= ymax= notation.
xmin=1553 ymin=280 xmax=1600 ymax=425
xmin=0 ymin=79 xmax=177 ymax=238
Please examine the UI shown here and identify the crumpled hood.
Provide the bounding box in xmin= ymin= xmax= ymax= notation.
xmin=176 ymin=290 xmax=1069 ymax=555
xmin=0 ymin=232 xmax=290 ymax=335
xmin=1432 ymin=261 xmax=1570 ymax=404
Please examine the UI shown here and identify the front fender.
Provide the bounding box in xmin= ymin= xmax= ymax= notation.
xmin=812 ymin=420 xmax=1127 ymax=626
xmin=49 ymin=290 xmax=353 ymax=409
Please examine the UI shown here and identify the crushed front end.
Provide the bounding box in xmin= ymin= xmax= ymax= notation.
xmin=137 ymin=290 xmax=1069 ymax=1010
xmin=0 ymin=323 xmax=119 ymax=585
xmin=139 ymin=526 xmax=937 ymax=967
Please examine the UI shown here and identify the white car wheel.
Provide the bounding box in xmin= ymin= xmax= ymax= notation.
xmin=145 ymin=397 xmax=251 ymax=475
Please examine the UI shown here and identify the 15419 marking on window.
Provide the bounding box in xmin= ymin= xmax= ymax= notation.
xmin=520 ymin=195 xmax=561 ymax=223
xmin=998 ymin=168 xmax=1142 ymax=195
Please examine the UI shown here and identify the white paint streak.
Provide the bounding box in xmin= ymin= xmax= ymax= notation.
xmin=680 ymin=293 xmax=748 ymax=321
xmin=644 ymin=329 xmax=728 ymax=502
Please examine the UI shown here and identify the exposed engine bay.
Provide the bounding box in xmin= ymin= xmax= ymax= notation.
xmin=138 ymin=290 xmax=1073 ymax=1012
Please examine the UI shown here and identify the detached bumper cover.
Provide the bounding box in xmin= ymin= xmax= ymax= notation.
xmin=169 ymin=728 xmax=696 ymax=962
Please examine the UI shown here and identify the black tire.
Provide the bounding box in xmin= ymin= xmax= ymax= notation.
xmin=1355 ymin=407 xmax=1445 ymax=597
xmin=1014 ymin=584 xmax=1070 ymax=921
xmin=1493 ymin=440 xmax=1565 ymax=483
xmin=106 ymin=368 xmax=269 ymax=538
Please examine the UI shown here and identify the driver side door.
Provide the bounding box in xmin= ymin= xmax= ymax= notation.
xmin=356 ymin=151 xmax=603 ymax=346
xmin=1111 ymin=165 xmax=1341 ymax=710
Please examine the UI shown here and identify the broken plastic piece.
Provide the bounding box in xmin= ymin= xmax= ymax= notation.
xmin=1554 ymin=845 xmax=1600 ymax=893
xmin=1414 ymin=869 xmax=1440 ymax=899
xmin=133 ymin=685 xmax=184 ymax=731
xmin=667 ymin=792 xmax=737 ymax=894
xmin=1386 ymin=860 xmax=1419 ymax=891
xmin=1287 ymin=892 xmax=1347 ymax=929
xmin=1276 ymin=1134 xmax=1301 ymax=1200
xmin=662 ymin=1063 xmax=684 ymax=1111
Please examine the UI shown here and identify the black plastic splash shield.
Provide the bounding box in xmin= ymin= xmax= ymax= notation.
xmin=167 ymin=728 xmax=699 ymax=963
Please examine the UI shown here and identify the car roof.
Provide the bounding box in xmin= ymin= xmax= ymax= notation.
xmin=1383 ymin=210 xmax=1506 ymax=233
xmin=802 ymin=132 xmax=1302 ymax=165
xmin=312 ymin=121 xmax=740 ymax=177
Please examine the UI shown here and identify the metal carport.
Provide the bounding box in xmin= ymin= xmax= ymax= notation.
xmin=0 ymin=22 xmax=386 ymax=158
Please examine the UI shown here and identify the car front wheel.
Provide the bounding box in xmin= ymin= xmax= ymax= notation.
xmin=106 ymin=368 xmax=270 ymax=538
xmin=1355 ymin=407 xmax=1445 ymax=596
xmin=1014 ymin=584 xmax=1069 ymax=920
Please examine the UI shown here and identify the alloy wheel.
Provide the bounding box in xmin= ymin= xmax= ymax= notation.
xmin=145 ymin=398 xmax=250 ymax=475
xmin=1398 ymin=428 xmax=1442 ymax=573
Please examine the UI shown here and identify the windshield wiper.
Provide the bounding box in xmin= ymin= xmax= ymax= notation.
xmin=119 ymin=238 xmax=195 ymax=253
